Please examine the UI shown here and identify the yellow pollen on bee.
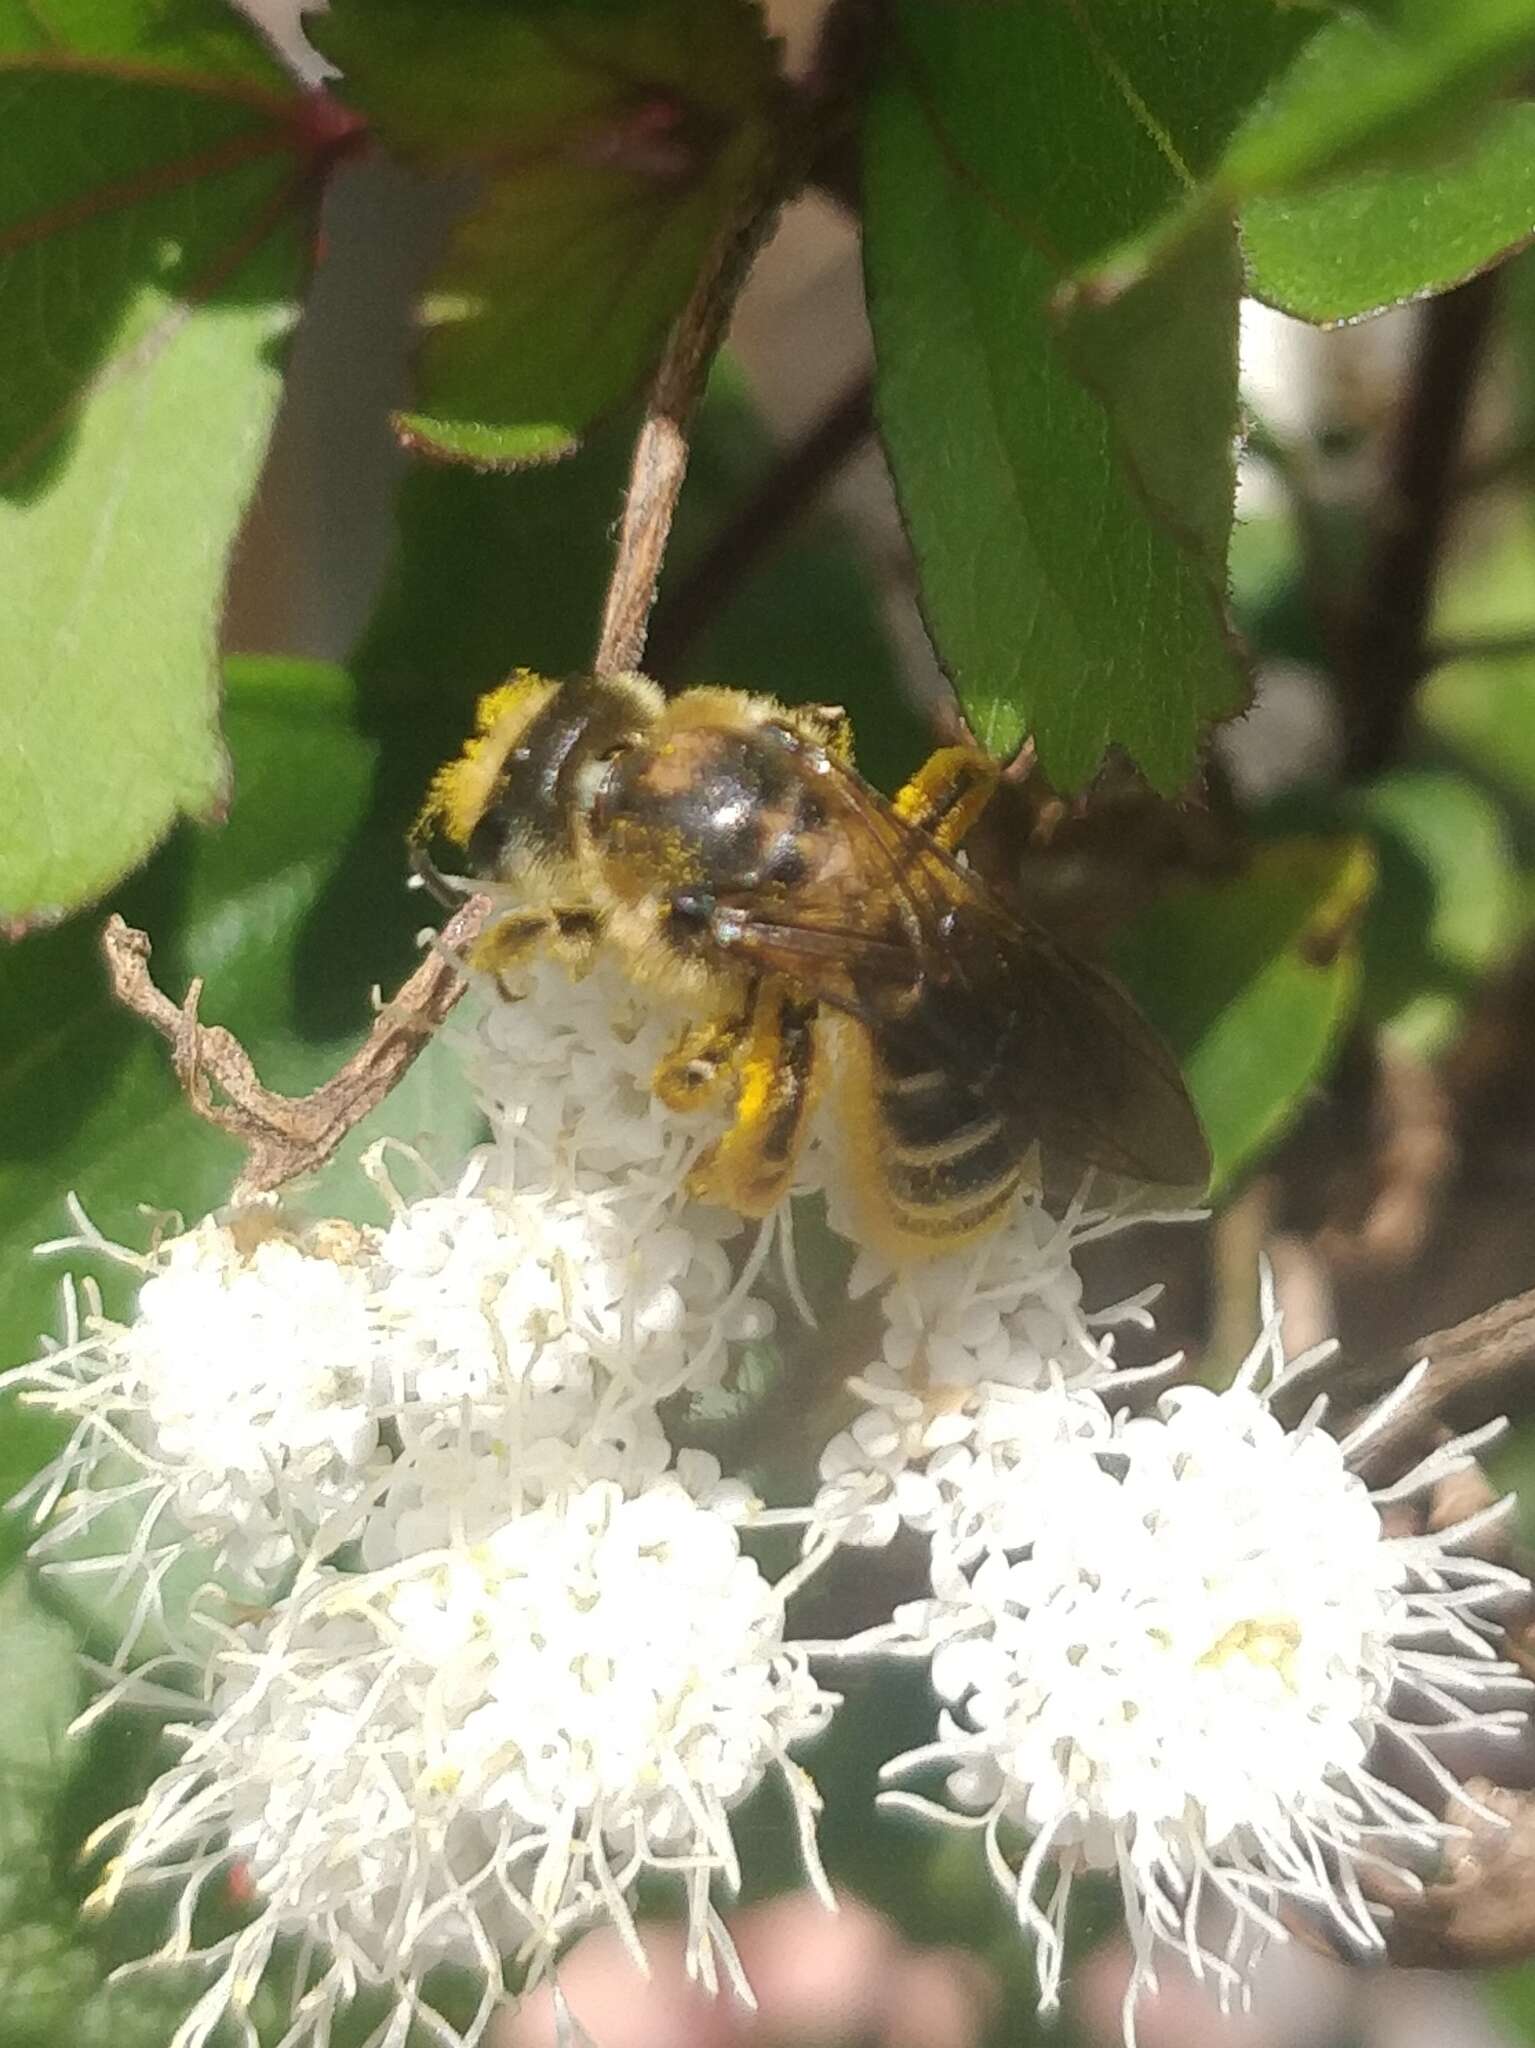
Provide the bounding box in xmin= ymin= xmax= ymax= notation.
xmin=734 ymin=1051 xmax=777 ymax=1126
xmin=472 ymin=674 xmax=548 ymax=734
xmin=414 ymin=670 xmax=558 ymax=848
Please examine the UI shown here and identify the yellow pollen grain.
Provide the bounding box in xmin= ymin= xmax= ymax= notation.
xmin=1198 ymin=1616 xmax=1301 ymax=1687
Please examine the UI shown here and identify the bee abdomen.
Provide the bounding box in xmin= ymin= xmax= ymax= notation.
xmin=887 ymin=1110 xmax=1004 ymax=1171
xmin=875 ymin=1059 xmax=1021 ymax=1230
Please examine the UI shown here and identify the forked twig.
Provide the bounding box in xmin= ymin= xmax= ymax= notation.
xmin=101 ymin=909 xmax=481 ymax=1199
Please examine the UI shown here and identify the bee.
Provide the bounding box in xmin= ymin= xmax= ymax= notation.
xmin=415 ymin=671 xmax=1210 ymax=1258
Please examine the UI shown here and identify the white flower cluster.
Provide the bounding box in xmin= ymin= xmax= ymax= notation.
xmin=805 ymin=1193 xmax=1174 ymax=1556
xmin=848 ymin=1282 xmax=1528 ymax=2040
xmin=14 ymin=961 xmax=774 ymax=1642
xmin=10 ymin=953 xmax=1530 ymax=2048
xmin=102 ymin=1477 xmax=832 ymax=2048
xmin=11 ymin=959 xmax=830 ymax=2047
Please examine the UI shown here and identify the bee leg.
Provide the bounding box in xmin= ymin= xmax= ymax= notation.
xmin=468 ymin=913 xmax=552 ymax=981
xmin=689 ymin=980 xmax=819 ymax=1217
xmin=653 ymin=991 xmax=756 ymax=1114
xmin=468 ymin=906 xmax=602 ymax=990
xmin=894 ymin=747 xmax=1000 ymax=851
xmin=550 ymin=906 xmax=603 ymax=973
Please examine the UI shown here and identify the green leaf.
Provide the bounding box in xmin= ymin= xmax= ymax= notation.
xmin=0 ymin=1568 xmax=80 ymax=1795
xmin=0 ymin=657 xmax=482 ymax=1381
xmin=0 ymin=1561 xmax=208 ymax=2044
xmin=1422 ymin=650 xmax=1535 ymax=816
xmin=1112 ymin=835 xmax=1376 ymax=1191
xmin=0 ymin=1922 xmax=101 ymax=2048
xmin=0 ymin=3 xmax=331 ymax=924
xmin=317 ymin=0 xmax=776 ymax=465
xmin=1225 ymin=0 xmax=1535 ymax=197
xmin=862 ymin=2 xmax=1305 ymax=788
xmin=1089 ymin=1 xmax=1535 ymax=318
xmin=1242 ymin=102 xmax=1535 ymax=321
xmin=1346 ymin=769 xmax=1523 ymax=1057
xmin=0 ymin=1566 xmax=92 ymax=2044
xmin=1416 ymin=507 xmax=1535 ymax=835
xmin=0 ymin=0 xmax=283 ymax=72
xmin=1490 ymin=1956 xmax=1535 ymax=2037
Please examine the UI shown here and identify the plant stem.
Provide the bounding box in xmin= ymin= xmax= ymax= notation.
xmin=646 ymin=371 xmax=875 ymax=674
xmin=1341 ymin=269 xmax=1502 ymax=779
xmin=593 ymin=0 xmax=880 ymax=674
xmin=595 ymin=136 xmax=802 ymax=672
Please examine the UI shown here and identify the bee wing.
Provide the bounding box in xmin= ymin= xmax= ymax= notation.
xmin=717 ymin=739 xmax=1210 ymax=1200
xmin=723 ymin=895 xmax=1209 ymax=1197
xmin=706 ymin=739 xmax=963 ymax=991
xmin=944 ymin=900 xmax=1212 ymax=1198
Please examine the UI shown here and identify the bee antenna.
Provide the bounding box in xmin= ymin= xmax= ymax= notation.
xmin=408 ymin=840 xmax=468 ymax=909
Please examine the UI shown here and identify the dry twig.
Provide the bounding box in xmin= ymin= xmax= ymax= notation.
xmin=101 ymin=910 xmax=482 ymax=1200
xmin=594 ymin=161 xmax=787 ymax=673
xmin=1373 ymin=1781 xmax=1535 ymax=1968
xmin=1341 ymin=1284 xmax=1535 ymax=1485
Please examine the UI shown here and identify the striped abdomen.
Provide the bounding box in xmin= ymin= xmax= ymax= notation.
xmin=840 ymin=1002 xmax=1026 ymax=1256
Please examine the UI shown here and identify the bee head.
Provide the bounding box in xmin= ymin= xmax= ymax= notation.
xmin=414 ymin=671 xmax=663 ymax=880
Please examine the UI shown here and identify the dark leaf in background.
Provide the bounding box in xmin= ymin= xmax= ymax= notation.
xmin=1424 ymin=649 xmax=1535 ymax=830
xmin=1112 ymin=834 xmax=1375 ymax=1192
xmin=0 ymin=0 xmax=329 ymax=924
xmin=0 ymin=1568 xmax=89 ymax=2046
xmin=862 ymin=1 xmax=1310 ymax=790
xmin=1346 ymin=769 xmax=1523 ymax=1059
xmin=1423 ymin=507 xmax=1535 ymax=826
xmin=315 ymin=0 xmax=778 ymax=464
xmin=0 ymin=1560 xmax=211 ymax=2044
